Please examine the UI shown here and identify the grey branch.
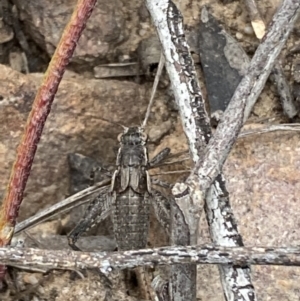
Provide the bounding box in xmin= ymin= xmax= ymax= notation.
xmin=2 ymin=245 xmax=300 ymax=270
xmin=146 ymin=0 xmax=210 ymax=165
xmin=188 ymin=0 xmax=300 ymax=195
xmin=244 ymin=0 xmax=298 ymax=118
xmin=196 ymin=3 xmax=299 ymax=297
xmin=146 ymin=0 xmax=257 ymax=300
xmin=146 ymin=1 xmax=204 ymax=301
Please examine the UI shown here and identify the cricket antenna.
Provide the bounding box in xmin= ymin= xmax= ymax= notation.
xmin=141 ymin=52 xmax=165 ymax=129
xmin=85 ymin=115 xmax=127 ymax=130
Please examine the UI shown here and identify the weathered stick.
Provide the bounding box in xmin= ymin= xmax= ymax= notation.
xmin=197 ymin=4 xmax=300 ymax=296
xmin=146 ymin=1 xmax=207 ymax=300
xmin=205 ymin=177 xmax=256 ymax=301
xmin=2 ymin=245 xmax=300 ymax=270
xmin=244 ymin=0 xmax=298 ymax=118
xmin=146 ymin=1 xmax=257 ymax=300
xmin=187 ymin=0 xmax=300 ymax=199
xmin=0 ymin=0 xmax=98 ymax=280
xmin=198 ymin=8 xmax=300 ymax=299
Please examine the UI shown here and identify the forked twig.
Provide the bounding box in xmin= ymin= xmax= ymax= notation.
xmin=188 ymin=0 xmax=300 ymax=197
xmin=146 ymin=1 xmax=300 ymax=301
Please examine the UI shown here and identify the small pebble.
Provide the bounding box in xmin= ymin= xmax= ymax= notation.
xmin=37 ymin=286 xmax=45 ymax=294
xmin=244 ymin=25 xmax=254 ymax=35
xmin=118 ymin=54 xmax=130 ymax=63
xmin=23 ymin=274 xmax=39 ymax=285
xmin=139 ymin=29 xmax=147 ymax=36
xmin=235 ymin=32 xmax=243 ymax=40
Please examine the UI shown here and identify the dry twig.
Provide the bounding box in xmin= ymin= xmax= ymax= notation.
xmin=1 ymin=245 xmax=300 ymax=270
xmin=188 ymin=0 xmax=300 ymax=198
xmin=244 ymin=0 xmax=298 ymax=118
xmin=146 ymin=1 xmax=257 ymax=300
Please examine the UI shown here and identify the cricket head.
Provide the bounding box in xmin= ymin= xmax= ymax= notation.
xmin=118 ymin=126 xmax=147 ymax=146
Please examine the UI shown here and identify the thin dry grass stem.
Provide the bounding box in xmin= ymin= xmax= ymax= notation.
xmin=239 ymin=123 xmax=300 ymax=137
xmin=142 ymin=52 xmax=165 ymax=128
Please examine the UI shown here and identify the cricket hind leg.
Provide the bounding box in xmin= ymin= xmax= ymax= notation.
xmin=148 ymin=190 xmax=171 ymax=301
xmin=126 ymin=190 xmax=171 ymax=301
xmin=67 ymin=190 xmax=114 ymax=290
xmin=68 ymin=190 xmax=112 ymax=251
xmin=151 ymin=189 xmax=171 ymax=240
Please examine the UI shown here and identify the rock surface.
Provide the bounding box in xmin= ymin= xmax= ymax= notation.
xmin=0 ymin=64 xmax=173 ymax=221
xmin=0 ymin=0 xmax=300 ymax=300
xmin=14 ymin=0 xmax=127 ymax=64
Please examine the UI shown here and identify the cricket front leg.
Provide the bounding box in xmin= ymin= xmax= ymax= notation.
xmin=151 ymin=190 xmax=172 ymax=300
xmin=68 ymin=190 xmax=112 ymax=251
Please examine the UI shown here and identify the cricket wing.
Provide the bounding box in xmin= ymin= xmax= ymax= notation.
xmin=120 ymin=166 xmax=130 ymax=190
xmin=130 ymin=167 xmax=141 ymax=191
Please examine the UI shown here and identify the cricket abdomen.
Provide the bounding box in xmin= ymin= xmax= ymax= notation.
xmin=112 ymin=188 xmax=150 ymax=250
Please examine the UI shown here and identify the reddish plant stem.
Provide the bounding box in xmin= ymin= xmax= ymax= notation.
xmin=0 ymin=0 xmax=97 ymax=278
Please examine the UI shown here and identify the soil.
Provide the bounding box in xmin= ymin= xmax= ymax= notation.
xmin=0 ymin=0 xmax=300 ymax=300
